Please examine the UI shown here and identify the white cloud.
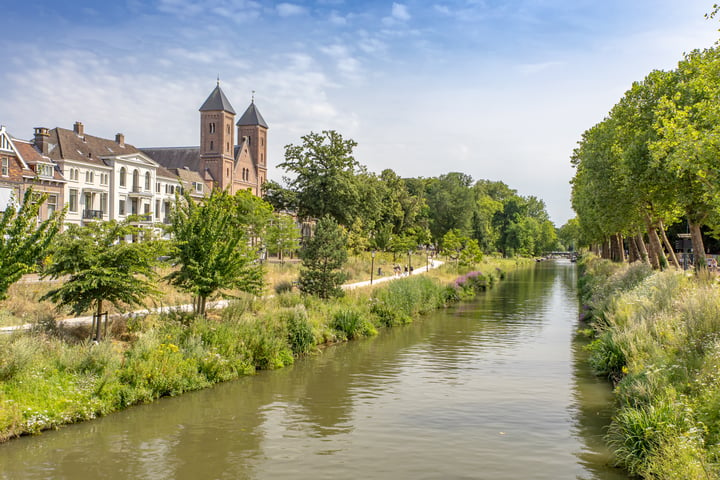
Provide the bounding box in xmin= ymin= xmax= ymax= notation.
xmin=276 ymin=3 xmax=306 ymax=17
xmin=391 ymin=3 xmax=410 ymax=21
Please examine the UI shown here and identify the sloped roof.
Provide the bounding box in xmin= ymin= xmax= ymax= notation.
xmin=142 ymin=146 xmax=202 ymax=171
xmin=199 ymin=84 xmax=236 ymax=114
xmin=46 ymin=127 xmax=141 ymax=166
xmin=236 ymin=101 xmax=268 ymax=128
xmin=13 ymin=141 xmax=64 ymax=181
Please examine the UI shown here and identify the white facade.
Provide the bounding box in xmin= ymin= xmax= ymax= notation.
xmin=61 ymin=160 xmax=113 ymax=226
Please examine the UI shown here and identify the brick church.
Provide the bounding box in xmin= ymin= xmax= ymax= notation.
xmin=143 ymin=81 xmax=268 ymax=196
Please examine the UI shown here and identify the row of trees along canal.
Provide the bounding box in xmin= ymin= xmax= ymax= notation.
xmin=1 ymin=130 xmax=557 ymax=327
xmin=568 ymin=40 xmax=720 ymax=270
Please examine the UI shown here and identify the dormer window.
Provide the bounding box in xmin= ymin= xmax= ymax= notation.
xmin=38 ymin=163 xmax=54 ymax=178
xmin=193 ymin=182 xmax=203 ymax=193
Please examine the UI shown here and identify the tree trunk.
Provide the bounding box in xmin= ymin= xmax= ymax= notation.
xmin=610 ymin=233 xmax=625 ymax=263
xmin=689 ymin=221 xmax=707 ymax=271
xmin=644 ymin=214 xmax=667 ymax=270
xmin=657 ymin=220 xmax=680 ymax=269
xmin=635 ymin=234 xmax=650 ymax=265
xmin=628 ymin=235 xmax=640 ymax=263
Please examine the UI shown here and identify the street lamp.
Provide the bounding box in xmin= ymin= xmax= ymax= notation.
xmin=370 ymin=250 xmax=376 ymax=285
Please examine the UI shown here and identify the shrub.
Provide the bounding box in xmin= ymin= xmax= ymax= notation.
xmin=274 ymin=280 xmax=294 ymax=295
xmin=284 ymin=306 xmax=316 ymax=354
xmin=330 ymin=308 xmax=376 ymax=340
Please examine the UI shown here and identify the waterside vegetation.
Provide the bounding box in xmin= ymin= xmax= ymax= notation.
xmin=0 ymin=258 xmax=520 ymax=443
xmin=579 ymin=254 xmax=720 ymax=479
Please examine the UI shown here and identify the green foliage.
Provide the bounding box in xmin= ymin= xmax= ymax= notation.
xmin=279 ymin=130 xmax=362 ymax=226
xmin=0 ymin=188 xmax=64 ymax=299
xmin=166 ymin=188 xmax=266 ymax=315
xmin=581 ymin=260 xmax=720 ymax=477
xmin=265 ymin=212 xmax=300 ymax=262
xmin=284 ymin=306 xmax=315 ymax=354
xmin=41 ymin=220 xmax=165 ymax=317
xmin=298 ymin=215 xmax=348 ymax=299
xmin=330 ymin=308 xmax=376 ymax=340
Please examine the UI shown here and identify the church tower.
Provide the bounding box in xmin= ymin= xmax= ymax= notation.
xmin=199 ymin=81 xmax=236 ymax=190
xmin=236 ymin=97 xmax=269 ymax=190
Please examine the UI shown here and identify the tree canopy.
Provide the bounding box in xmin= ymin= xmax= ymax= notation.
xmin=0 ymin=188 xmax=64 ymax=300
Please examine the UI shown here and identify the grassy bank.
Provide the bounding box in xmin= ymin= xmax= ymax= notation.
xmin=579 ymin=255 xmax=720 ymax=479
xmin=0 ymin=258 xmax=521 ymax=443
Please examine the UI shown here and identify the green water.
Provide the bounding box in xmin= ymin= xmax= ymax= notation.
xmin=0 ymin=260 xmax=626 ymax=479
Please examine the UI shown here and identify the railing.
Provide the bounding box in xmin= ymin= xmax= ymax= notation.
xmin=82 ymin=209 xmax=104 ymax=219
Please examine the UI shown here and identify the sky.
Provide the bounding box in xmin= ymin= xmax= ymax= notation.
xmin=2 ymin=1 xmax=719 ymax=226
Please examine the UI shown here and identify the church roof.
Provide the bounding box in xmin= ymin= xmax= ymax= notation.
xmin=199 ymin=84 xmax=236 ymax=114
xmin=142 ymin=146 xmax=201 ymax=172
xmin=236 ymin=101 xmax=268 ymax=128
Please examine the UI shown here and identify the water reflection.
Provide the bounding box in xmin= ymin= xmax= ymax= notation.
xmin=0 ymin=261 xmax=626 ymax=480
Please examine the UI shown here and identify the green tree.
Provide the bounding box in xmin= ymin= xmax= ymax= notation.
xmin=41 ymin=220 xmax=164 ymax=326
xmin=279 ymin=130 xmax=362 ymax=226
xmin=425 ymin=172 xmax=474 ymax=243
xmin=166 ymin=189 xmax=265 ymax=316
xmin=298 ymin=215 xmax=348 ymax=299
xmin=265 ymin=212 xmax=301 ymax=264
xmin=0 ymin=188 xmax=63 ymax=299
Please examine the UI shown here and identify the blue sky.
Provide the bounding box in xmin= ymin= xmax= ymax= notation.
xmin=2 ymin=1 xmax=719 ymax=225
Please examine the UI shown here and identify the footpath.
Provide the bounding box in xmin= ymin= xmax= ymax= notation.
xmin=0 ymin=260 xmax=444 ymax=334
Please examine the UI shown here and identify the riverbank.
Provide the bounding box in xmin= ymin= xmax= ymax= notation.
xmin=0 ymin=258 xmax=524 ymax=443
xmin=579 ymin=255 xmax=720 ymax=479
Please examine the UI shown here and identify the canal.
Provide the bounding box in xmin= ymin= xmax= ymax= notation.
xmin=0 ymin=260 xmax=626 ymax=479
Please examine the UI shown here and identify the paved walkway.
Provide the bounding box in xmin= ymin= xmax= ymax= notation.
xmin=0 ymin=261 xmax=444 ymax=334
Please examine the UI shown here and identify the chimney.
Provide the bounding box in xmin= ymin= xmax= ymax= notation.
xmin=73 ymin=121 xmax=84 ymax=136
xmin=115 ymin=133 xmax=125 ymax=147
xmin=33 ymin=127 xmax=49 ymax=154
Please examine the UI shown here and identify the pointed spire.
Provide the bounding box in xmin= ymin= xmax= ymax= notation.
xmin=236 ymin=98 xmax=268 ymax=128
xmin=199 ymin=81 xmax=235 ymax=114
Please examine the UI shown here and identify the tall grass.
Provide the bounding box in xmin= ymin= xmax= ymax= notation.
xmin=580 ymin=254 xmax=720 ymax=478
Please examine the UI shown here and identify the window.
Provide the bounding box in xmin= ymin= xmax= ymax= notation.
xmin=132 ymin=170 xmax=139 ymax=190
xmin=156 ymin=182 xmax=160 ymax=193
xmin=0 ymin=135 xmax=10 ymax=151
xmin=47 ymin=194 xmax=57 ymax=215
xmin=119 ymin=167 xmax=126 ymax=187
xmin=99 ymin=173 xmax=108 ymax=185
xmin=100 ymin=193 xmax=108 ymax=213
xmin=209 ymin=123 xmax=216 ymax=133
xmin=119 ymin=199 xmax=126 ymax=216
xmin=155 ymin=199 xmax=160 ymax=219
xmin=145 ymin=172 xmax=151 ymax=190
xmin=69 ymin=189 xmax=78 ymax=213
xmin=85 ymin=170 xmax=93 ymax=183
xmin=193 ymin=182 xmax=203 ymax=193
xmin=1 ymin=157 xmax=8 ymax=176
xmin=36 ymin=164 xmax=53 ymax=178
xmin=227 ymin=125 xmax=230 ymax=134
xmin=226 ymin=142 xmax=229 ymax=152
xmin=210 ymin=140 xmax=214 ymax=151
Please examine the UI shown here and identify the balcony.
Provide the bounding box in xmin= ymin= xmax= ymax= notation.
xmin=82 ymin=209 xmax=104 ymax=220
xmin=128 ymin=185 xmax=153 ymax=198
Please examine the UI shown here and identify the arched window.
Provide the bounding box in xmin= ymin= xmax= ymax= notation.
xmin=132 ymin=169 xmax=139 ymax=190
xmin=145 ymin=171 xmax=151 ymax=190
xmin=119 ymin=167 xmax=126 ymax=187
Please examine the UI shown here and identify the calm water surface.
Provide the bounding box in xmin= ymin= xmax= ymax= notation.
xmin=0 ymin=260 xmax=627 ymax=479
